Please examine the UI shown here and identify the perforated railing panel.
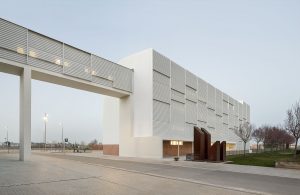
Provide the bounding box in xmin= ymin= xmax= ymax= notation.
xmin=0 ymin=18 xmax=133 ymax=93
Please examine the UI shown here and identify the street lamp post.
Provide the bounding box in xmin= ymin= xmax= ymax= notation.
xmin=59 ymin=122 xmax=64 ymax=153
xmin=6 ymin=126 xmax=8 ymax=154
xmin=3 ymin=126 xmax=8 ymax=154
xmin=43 ymin=113 xmax=48 ymax=152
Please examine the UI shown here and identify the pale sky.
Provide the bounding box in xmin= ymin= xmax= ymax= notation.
xmin=0 ymin=0 xmax=300 ymax=143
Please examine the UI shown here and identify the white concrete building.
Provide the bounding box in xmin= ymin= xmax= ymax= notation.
xmin=103 ymin=49 xmax=250 ymax=158
xmin=0 ymin=18 xmax=250 ymax=160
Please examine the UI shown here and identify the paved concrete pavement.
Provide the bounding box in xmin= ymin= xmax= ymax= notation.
xmin=0 ymin=153 xmax=254 ymax=195
xmin=1 ymin=152 xmax=300 ymax=195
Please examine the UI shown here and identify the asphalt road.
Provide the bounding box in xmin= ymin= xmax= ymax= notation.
xmin=39 ymin=152 xmax=300 ymax=195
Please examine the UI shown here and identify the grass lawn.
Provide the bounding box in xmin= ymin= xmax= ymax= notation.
xmin=227 ymin=150 xmax=300 ymax=167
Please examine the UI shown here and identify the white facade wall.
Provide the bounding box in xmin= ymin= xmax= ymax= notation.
xmin=104 ymin=48 xmax=251 ymax=157
xmin=119 ymin=49 xmax=250 ymax=149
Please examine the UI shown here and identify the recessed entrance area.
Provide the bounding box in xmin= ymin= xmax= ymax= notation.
xmin=162 ymin=140 xmax=192 ymax=157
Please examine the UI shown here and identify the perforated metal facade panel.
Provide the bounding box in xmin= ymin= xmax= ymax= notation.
xmin=0 ymin=19 xmax=27 ymax=64
xmin=198 ymin=78 xmax=207 ymax=103
xmin=113 ymin=65 xmax=133 ymax=92
xmin=153 ymin=50 xmax=170 ymax=76
xmin=207 ymin=108 xmax=215 ymax=128
xmin=186 ymin=100 xmax=197 ymax=124
xmin=215 ymin=89 xmax=222 ymax=116
xmin=223 ymin=113 xmax=229 ymax=125
xmin=63 ymin=59 xmax=92 ymax=81
xmin=27 ymin=32 xmax=63 ymax=73
xmin=223 ymin=123 xmax=229 ymax=140
xmin=228 ymin=103 xmax=234 ymax=129
xmin=0 ymin=18 xmax=134 ymax=93
xmin=207 ymin=84 xmax=216 ymax=110
xmin=184 ymin=123 xmax=195 ymax=140
xmin=171 ymin=89 xmax=185 ymax=103
xmin=29 ymin=32 xmax=63 ymax=57
xmin=171 ymin=61 xmax=185 ymax=93
xmin=198 ymin=121 xmax=207 ymax=129
xmin=238 ymin=102 xmax=243 ymax=119
xmin=91 ymin=55 xmax=116 ymax=80
xmin=0 ymin=47 xmax=26 ymax=63
xmin=64 ymin=45 xmax=90 ymax=65
xmin=153 ymin=100 xmax=170 ymax=137
xmin=92 ymin=76 xmax=113 ymax=87
xmin=171 ymin=100 xmax=185 ymax=132
xmin=215 ymin=115 xmax=223 ymax=141
xmin=186 ymin=86 xmax=197 ymax=103
xmin=234 ymin=115 xmax=239 ymax=129
xmin=63 ymin=45 xmax=91 ymax=80
xmin=0 ymin=19 xmax=27 ymax=54
xmin=223 ymin=100 xmax=228 ymax=114
xmin=28 ymin=57 xmax=62 ymax=73
xmin=198 ymin=101 xmax=207 ymax=123
xmin=185 ymin=70 xmax=197 ymax=90
xmin=246 ymin=104 xmax=250 ymax=122
xmin=242 ymin=102 xmax=247 ymax=120
xmin=153 ymin=71 xmax=170 ymax=103
xmin=222 ymin=93 xmax=229 ymax=115
xmin=233 ymin=99 xmax=239 ymax=116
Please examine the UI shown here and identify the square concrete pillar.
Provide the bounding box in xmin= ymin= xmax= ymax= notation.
xmin=19 ymin=67 xmax=31 ymax=161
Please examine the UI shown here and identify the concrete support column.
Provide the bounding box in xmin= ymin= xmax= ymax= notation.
xmin=119 ymin=96 xmax=135 ymax=157
xmin=19 ymin=67 xmax=31 ymax=161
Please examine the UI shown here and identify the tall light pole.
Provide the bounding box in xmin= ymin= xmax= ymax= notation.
xmin=59 ymin=122 xmax=64 ymax=153
xmin=43 ymin=113 xmax=48 ymax=152
xmin=4 ymin=125 xmax=8 ymax=154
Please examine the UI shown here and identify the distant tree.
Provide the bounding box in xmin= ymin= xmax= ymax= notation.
xmin=285 ymin=101 xmax=300 ymax=158
xmin=252 ymin=127 xmax=265 ymax=152
xmin=234 ymin=122 xmax=254 ymax=156
xmin=89 ymin=139 xmax=98 ymax=145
